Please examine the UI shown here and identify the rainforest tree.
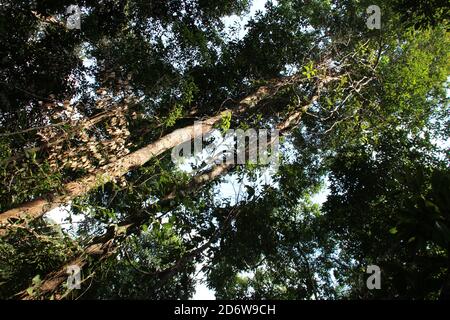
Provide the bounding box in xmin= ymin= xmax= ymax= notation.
xmin=0 ymin=0 xmax=448 ymax=300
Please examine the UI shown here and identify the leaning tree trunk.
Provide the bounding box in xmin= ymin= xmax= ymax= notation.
xmin=0 ymin=74 xmax=303 ymax=228
xmin=16 ymin=161 xmax=236 ymax=299
xmin=17 ymin=73 xmax=340 ymax=299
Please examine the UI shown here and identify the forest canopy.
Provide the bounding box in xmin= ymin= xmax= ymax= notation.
xmin=0 ymin=0 xmax=449 ymax=300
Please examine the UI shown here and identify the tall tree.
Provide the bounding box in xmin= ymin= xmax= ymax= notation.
xmin=0 ymin=0 xmax=448 ymax=300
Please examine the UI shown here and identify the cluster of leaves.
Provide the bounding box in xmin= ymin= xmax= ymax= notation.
xmin=0 ymin=140 xmax=63 ymax=212
xmin=0 ymin=220 xmax=81 ymax=299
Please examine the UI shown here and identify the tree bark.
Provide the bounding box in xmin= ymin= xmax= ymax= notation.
xmin=1 ymin=75 xmax=301 ymax=227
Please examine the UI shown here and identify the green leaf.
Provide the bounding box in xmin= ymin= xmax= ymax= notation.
xmin=389 ymin=227 xmax=398 ymax=235
xmin=32 ymin=274 xmax=41 ymax=285
xmin=26 ymin=287 xmax=34 ymax=296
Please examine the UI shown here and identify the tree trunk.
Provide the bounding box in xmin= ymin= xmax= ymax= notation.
xmin=16 ymin=73 xmax=340 ymax=299
xmin=16 ymin=161 xmax=235 ymax=299
xmin=1 ymin=75 xmax=301 ymax=227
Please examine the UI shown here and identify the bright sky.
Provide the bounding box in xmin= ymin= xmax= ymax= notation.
xmin=221 ymin=0 xmax=271 ymax=40
xmin=191 ymin=0 xmax=276 ymax=300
